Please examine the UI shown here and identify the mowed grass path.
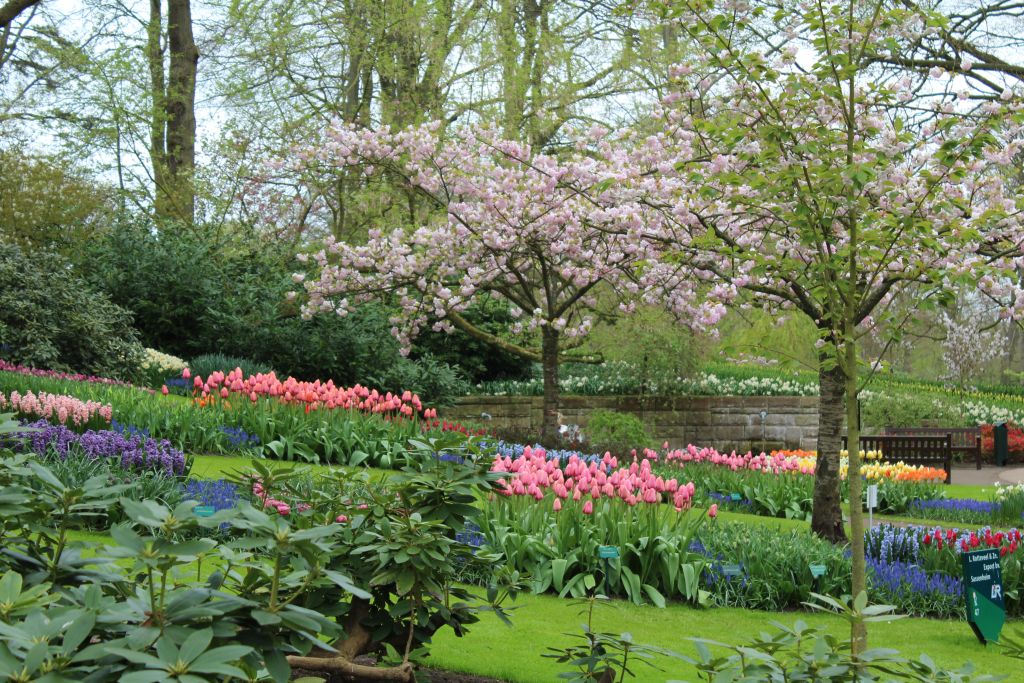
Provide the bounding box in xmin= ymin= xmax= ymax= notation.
xmin=430 ymin=591 xmax=1018 ymax=682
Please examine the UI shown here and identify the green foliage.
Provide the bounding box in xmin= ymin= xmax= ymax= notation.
xmin=669 ymin=464 xmax=815 ymax=521
xmin=585 ymin=410 xmax=652 ymax=456
xmin=79 ymin=220 xmax=217 ymax=359
xmin=680 ymin=612 xmax=998 ymax=682
xmin=0 ymin=447 xmax=518 ymax=681
xmin=544 ymin=597 xmax=679 ymax=682
xmin=0 ymin=146 xmax=112 ymax=257
xmin=412 ymin=298 xmax=533 ymax=384
xmin=81 ymin=221 xmax=470 ymax=405
xmin=584 ymin=306 xmax=701 ymax=391
xmin=188 ymin=353 xmax=274 ymax=380
xmin=860 ymin=392 xmax=967 ymax=429
xmin=992 ymin=484 xmax=1024 ymax=526
xmin=369 ymin=353 xmax=470 ymax=408
xmin=479 ymin=495 xmax=709 ymax=607
xmin=0 ymin=243 xmax=144 ymax=380
xmin=692 ymin=523 xmax=849 ymax=611
xmin=714 ymin=308 xmax=820 ymax=371
xmin=24 ymin=453 xmax=186 ymax=529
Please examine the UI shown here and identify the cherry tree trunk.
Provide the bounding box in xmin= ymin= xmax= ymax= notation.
xmin=811 ymin=359 xmax=847 ymax=543
xmin=540 ymin=327 xmax=560 ymax=442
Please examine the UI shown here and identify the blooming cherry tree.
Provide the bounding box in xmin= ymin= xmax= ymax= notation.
xmin=283 ymin=123 xmax=722 ymax=438
xmin=630 ymin=0 xmax=1024 ymax=649
xmin=940 ymin=311 xmax=1002 ymax=392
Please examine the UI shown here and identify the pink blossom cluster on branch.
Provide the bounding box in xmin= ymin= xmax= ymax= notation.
xmin=280 ymin=122 xmax=729 ymax=352
xmin=626 ymin=0 xmax=1024 ymax=338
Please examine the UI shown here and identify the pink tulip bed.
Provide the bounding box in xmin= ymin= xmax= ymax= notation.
xmin=491 ymin=441 xmax=945 ymax=522
xmin=473 ymin=444 xmax=1024 ymax=617
xmin=0 ymin=365 xmax=453 ymax=467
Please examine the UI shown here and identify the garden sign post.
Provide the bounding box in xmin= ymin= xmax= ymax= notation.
xmin=962 ymin=549 xmax=1005 ymax=644
xmin=598 ymin=545 xmax=619 ymax=595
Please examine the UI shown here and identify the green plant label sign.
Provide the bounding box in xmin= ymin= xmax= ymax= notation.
xmin=598 ymin=545 xmax=619 ymax=559
xmin=962 ymin=549 xmax=1004 ymax=644
xmin=193 ymin=505 xmax=215 ymax=518
xmin=808 ymin=564 xmax=826 ymax=578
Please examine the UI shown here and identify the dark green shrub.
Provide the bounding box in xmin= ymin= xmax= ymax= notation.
xmin=0 ymin=243 xmax=144 ymax=379
xmin=411 ymin=298 xmax=533 ymax=383
xmin=585 ymin=409 xmax=651 ymax=455
xmin=188 ymin=353 xmax=273 ymax=380
xmin=368 ymin=353 xmax=470 ymax=407
xmin=81 ymin=220 xmax=473 ymax=399
xmin=78 ymin=219 xmax=218 ymax=358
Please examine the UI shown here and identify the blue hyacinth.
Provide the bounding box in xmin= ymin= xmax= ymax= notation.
xmin=218 ymin=425 xmax=260 ymax=449
xmin=182 ymin=479 xmax=239 ymax=511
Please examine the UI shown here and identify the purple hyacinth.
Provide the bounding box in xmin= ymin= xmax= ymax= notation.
xmin=867 ymin=557 xmax=962 ymax=597
xmin=911 ymin=498 xmax=999 ymax=515
xmin=9 ymin=419 xmax=186 ymax=476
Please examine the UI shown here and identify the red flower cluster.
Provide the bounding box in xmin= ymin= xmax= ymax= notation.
xmin=922 ymin=526 xmax=1022 ymax=557
xmin=981 ymin=423 xmax=1024 ymax=455
xmin=423 ymin=419 xmax=490 ymax=437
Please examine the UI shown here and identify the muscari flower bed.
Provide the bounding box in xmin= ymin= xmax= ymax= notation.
xmin=12 ymin=419 xmax=187 ymax=475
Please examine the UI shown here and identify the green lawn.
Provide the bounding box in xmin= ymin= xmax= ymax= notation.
xmin=188 ymin=454 xmax=393 ymax=480
xmin=430 ymin=590 xmax=1019 ymax=682
xmin=946 ymin=483 xmax=997 ymax=499
xmin=64 ymin=526 xmax=1019 ymax=683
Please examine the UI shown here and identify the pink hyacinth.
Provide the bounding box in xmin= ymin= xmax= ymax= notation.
xmin=0 ymin=390 xmax=113 ymax=427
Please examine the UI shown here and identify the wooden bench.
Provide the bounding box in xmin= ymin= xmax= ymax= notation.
xmin=880 ymin=427 xmax=982 ymax=470
xmin=841 ymin=434 xmax=953 ymax=484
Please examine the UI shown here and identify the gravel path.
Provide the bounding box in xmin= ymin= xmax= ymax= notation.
xmin=952 ymin=465 xmax=1024 ymax=487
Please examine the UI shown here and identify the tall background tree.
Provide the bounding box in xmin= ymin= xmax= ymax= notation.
xmin=631 ymin=0 xmax=1024 ymax=649
xmin=147 ymin=0 xmax=197 ymax=223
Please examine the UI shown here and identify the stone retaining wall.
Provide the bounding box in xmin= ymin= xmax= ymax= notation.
xmin=444 ymin=395 xmax=819 ymax=452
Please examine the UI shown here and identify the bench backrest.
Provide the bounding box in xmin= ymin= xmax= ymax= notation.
xmin=841 ymin=434 xmax=952 ymax=483
xmin=881 ymin=427 xmax=980 ymax=450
